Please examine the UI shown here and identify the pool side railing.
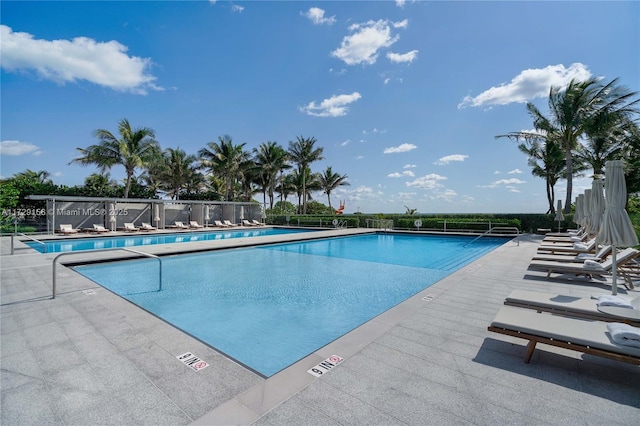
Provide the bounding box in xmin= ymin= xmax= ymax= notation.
xmin=11 ymin=232 xmax=47 ymax=254
xmin=52 ymin=248 xmax=162 ymax=299
xmin=463 ymin=226 xmax=520 ymax=247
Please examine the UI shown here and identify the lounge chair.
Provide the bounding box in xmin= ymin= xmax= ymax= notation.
xmin=542 ymin=233 xmax=588 ymax=244
xmin=123 ymin=222 xmax=139 ymax=232
xmin=140 ymin=222 xmax=157 ymax=231
xmin=242 ymin=219 xmax=257 ymax=227
xmin=223 ymin=220 xmax=237 ymax=227
xmin=532 ymin=245 xmax=612 ymax=263
xmin=214 ymin=220 xmax=230 ymax=228
xmin=189 ymin=221 xmax=204 ymax=228
xmin=528 ymin=248 xmax=639 ymax=281
xmin=504 ymin=289 xmax=639 ymax=324
xmin=536 ymin=239 xmax=596 ymax=254
xmin=59 ymin=224 xmax=79 ymax=234
xmin=92 ymin=224 xmax=110 ymax=233
xmin=251 ymin=220 xmax=263 ymax=226
xmin=488 ymin=307 xmax=640 ymax=364
xmin=172 ymin=221 xmax=189 ymax=229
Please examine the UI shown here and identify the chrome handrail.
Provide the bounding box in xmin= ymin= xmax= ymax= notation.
xmin=11 ymin=232 xmax=47 ymax=254
xmin=463 ymin=226 xmax=520 ymax=247
xmin=52 ymin=248 xmax=162 ymax=299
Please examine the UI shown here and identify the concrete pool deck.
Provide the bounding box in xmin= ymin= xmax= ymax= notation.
xmin=1 ymin=230 xmax=639 ymax=425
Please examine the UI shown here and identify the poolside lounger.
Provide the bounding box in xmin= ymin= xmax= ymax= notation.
xmin=542 ymin=234 xmax=588 ymax=243
xmin=536 ymin=239 xmax=596 ymax=254
xmin=532 ymin=245 xmax=612 ymax=263
xmin=189 ymin=221 xmax=204 ymax=228
xmin=140 ymin=222 xmax=157 ymax=231
xmin=92 ymin=224 xmax=110 ymax=233
xmin=251 ymin=220 xmax=263 ymax=226
xmin=545 ymin=228 xmax=585 ymax=238
xmin=123 ymin=222 xmax=139 ymax=232
xmin=242 ymin=219 xmax=257 ymax=227
xmin=172 ymin=221 xmax=189 ymax=229
xmin=528 ymin=248 xmax=639 ymax=280
xmin=488 ymin=307 xmax=640 ymax=365
xmin=59 ymin=224 xmax=79 ymax=234
xmin=214 ymin=220 xmax=230 ymax=228
xmin=504 ymin=289 xmax=639 ymax=324
xmin=223 ymin=220 xmax=237 ymax=227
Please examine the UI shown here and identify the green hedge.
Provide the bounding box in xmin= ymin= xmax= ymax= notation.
xmin=267 ymin=213 xmax=580 ymax=233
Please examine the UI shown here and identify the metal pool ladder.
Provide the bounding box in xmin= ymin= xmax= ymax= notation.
xmin=52 ymin=248 xmax=163 ymax=299
xmin=463 ymin=226 xmax=520 ymax=247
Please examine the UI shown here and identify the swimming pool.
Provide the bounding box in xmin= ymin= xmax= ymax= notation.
xmin=26 ymin=227 xmax=315 ymax=253
xmin=74 ymin=233 xmax=507 ymax=376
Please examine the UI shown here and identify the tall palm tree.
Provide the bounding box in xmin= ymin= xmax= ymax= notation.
xmin=287 ymin=136 xmax=324 ymax=214
xmin=254 ymin=141 xmax=290 ymax=210
xmin=523 ymin=78 xmax=639 ymax=213
xmin=198 ymin=135 xmax=249 ymax=201
xmin=318 ymin=166 xmax=350 ymax=211
xmin=70 ymin=118 xmax=160 ymax=198
xmin=290 ymin=168 xmax=321 ymax=213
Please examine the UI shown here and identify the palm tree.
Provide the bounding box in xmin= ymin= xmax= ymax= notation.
xmin=70 ymin=118 xmax=160 ymax=198
xmin=287 ymin=136 xmax=324 ymax=214
xmin=199 ymin=135 xmax=250 ymax=201
xmin=318 ymin=166 xmax=350 ymax=211
xmin=15 ymin=169 xmax=52 ymax=184
xmin=520 ymin=78 xmax=639 ymax=213
xmin=290 ymin=168 xmax=321 ymax=213
xmin=154 ymin=148 xmax=202 ymax=200
xmin=254 ymin=141 xmax=290 ymax=210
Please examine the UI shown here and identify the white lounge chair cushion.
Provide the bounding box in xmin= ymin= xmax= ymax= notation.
xmin=597 ymin=295 xmax=634 ymax=309
xmin=574 ymin=242 xmax=588 ymax=250
xmin=606 ymin=323 xmax=640 ymax=348
xmin=491 ymin=307 xmax=640 ymax=358
xmin=571 ymin=236 xmax=583 ymax=242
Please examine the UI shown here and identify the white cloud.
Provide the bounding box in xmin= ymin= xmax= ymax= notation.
xmin=392 ymin=20 xmax=409 ymax=29
xmin=435 ymin=189 xmax=457 ymax=202
xmin=340 ymin=139 xmax=351 ymax=147
xmin=508 ymin=169 xmax=523 ymax=174
xmin=434 ymin=154 xmax=468 ymax=165
xmin=387 ymin=50 xmax=418 ymax=64
xmin=387 ymin=170 xmax=415 ymax=178
xmin=0 ymin=25 xmax=161 ymax=95
xmin=383 ymin=143 xmax=417 ymax=154
xmin=331 ymin=19 xmax=400 ymax=65
xmin=506 ymin=186 xmax=521 ymax=193
xmin=300 ymin=92 xmax=361 ymax=117
xmin=489 ymin=178 xmax=526 ymax=188
xmin=303 ymin=7 xmax=336 ymax=25
xmin=406 ymin=173 xmax=447 ymax=189
xmin=0 ymin=140 xmax=42 ymax=156
xmin=403 ymin=164 xmax=416 ymax=169
xmin=457 ymin=63 xmax=592 ymax=108
xmin=231 ymin=4 xmax=244 ymax=13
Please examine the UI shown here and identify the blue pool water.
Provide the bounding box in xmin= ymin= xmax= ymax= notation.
xmin=27 ymin=227 xmax=313 ymax=253
xmin=74 ymin=233 xmax=507 ymax=376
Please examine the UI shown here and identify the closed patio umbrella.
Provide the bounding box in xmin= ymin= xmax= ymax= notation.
xmin=154 ymin=204 xmax=160 ymax=227
xmin=204 ymin=205 xmax=210 ymax=227
xmin=574 ymin=195 xmax=583 ymax=232
xmin=554 ymin=200 xmax=564 ymax=233
xmin=582 ymin=189 xmax=592 ymax=235
xmin=598 ymin=160 xmax=639 ymax=295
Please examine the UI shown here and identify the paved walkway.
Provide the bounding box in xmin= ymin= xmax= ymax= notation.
xmin=1 ymin=230 xmax=638 ymax=425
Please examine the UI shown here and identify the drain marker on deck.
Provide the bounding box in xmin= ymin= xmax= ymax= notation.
xmin=308 ymin=355 xmax=343 ymax=377
xmin=177 ymin=352 xmax=209 ymax=371
xmin=82 ymin=289 xmax=97 ymax=295
xmin=422 ymin=294 xmax=436 ymax=302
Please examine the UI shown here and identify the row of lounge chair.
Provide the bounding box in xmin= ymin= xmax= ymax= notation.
xmin=59 ymin=219 xmax=265 ymax=234
xmin=487 ymin=229 xmax=640 ymax=366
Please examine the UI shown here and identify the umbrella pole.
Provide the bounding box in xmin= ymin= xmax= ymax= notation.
xmin=611 ymin=245 xmax=617 ymax=295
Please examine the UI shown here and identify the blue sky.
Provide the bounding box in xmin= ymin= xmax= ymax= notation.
xmin=1 ymin=1 xmax=639 ymax=214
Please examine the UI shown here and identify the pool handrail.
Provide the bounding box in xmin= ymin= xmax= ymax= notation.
xmin=12 ymin=232 xmax=47 ymax=254
xmin=463 ymin=226 xmax=520 ymax=247
xmin=52 ymin=248 xmax=162 ymax=299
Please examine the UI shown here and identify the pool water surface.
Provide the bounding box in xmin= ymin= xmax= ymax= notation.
xmin=74 ymin=233 xmax=507 ymax=376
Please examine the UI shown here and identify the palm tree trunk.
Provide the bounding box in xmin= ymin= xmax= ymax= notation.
xmin=564 ymin=149 xmax=573 ymax=213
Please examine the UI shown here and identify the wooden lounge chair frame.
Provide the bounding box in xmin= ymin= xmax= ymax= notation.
xmin=59 ymin=224 xmax=79 ymax=234
xmin=140 ymin=222 xmax=157 ymax=231
xmin=488 ymin=307 xmax=640 ymax=365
